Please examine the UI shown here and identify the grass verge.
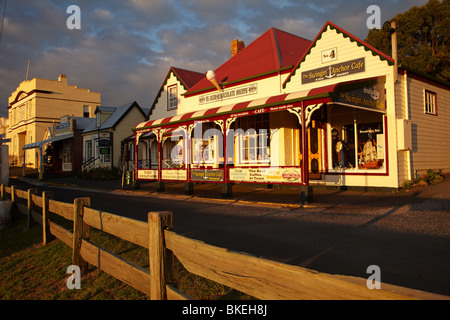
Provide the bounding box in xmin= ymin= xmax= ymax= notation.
xmin=0 ymin=212 xmax=252 ymax=300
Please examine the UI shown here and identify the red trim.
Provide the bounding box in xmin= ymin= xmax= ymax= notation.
xmin=204 ymin=107 xmax=221 ymax=116
xmin=266 ymin=94 xmax=289 ymax=105
xmin=231 ymin=101 xmax=251 ymax=111
xmin=326 ymin=21 xmax=394 ymax=64
xmin=181 ymin=112 xmax=196 ymax=121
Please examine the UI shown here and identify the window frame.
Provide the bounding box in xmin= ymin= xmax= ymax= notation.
xmin=236 ymin=114 xmax=271 ymax=165
xmin=85 ymin=140 xmax=93 ymax=162
xmin=424 ymin=89 xmax=437 ymax=116
xmin=327 ymin=106 xmax=387 ymax=173
xmin=167 ymin=84 xmax=178 ymax=111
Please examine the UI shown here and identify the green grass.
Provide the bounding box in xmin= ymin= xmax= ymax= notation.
xmin=0 ymin=213 xmax=253 ymax=300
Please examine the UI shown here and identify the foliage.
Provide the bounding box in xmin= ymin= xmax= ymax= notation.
xmin=81 ymin=167 xmax=120 ymax=180
xmin=365 ymin=0 xmax=450 ymax=82
xmin=402 ymin=169 xmax=444 ymax=188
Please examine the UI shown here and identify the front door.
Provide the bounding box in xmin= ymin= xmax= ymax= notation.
xmin=308 ymin=122 xmax=324 ymax=180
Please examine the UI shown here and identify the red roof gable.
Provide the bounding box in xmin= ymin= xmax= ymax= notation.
xmin=149 ymin=67 xmax=204 ymax=116
xmin=185 ymin=28 xmax=312 ymax=96
xmin=171 ymin=67 xmax=205 ymax=89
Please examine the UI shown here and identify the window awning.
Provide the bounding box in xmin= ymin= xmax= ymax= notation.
xmin=23 ymin=133 xmax=74 ymax=150
xmin=135 ymin=84 xmax=338 ymax=132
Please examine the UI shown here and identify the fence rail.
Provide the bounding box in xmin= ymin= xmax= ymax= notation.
xmin=2 ymin=184 xmax=448 ymax=300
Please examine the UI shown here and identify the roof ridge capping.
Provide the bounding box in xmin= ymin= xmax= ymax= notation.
xmin=282 ymin=21 xmax=395 ymax=89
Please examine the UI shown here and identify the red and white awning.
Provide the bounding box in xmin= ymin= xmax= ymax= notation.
xmin=135 ymin=84 xmax=337 ymax=131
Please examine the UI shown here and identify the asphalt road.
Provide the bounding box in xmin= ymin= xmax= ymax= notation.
xmin=9 ymin=177 xmax=450 ymax=297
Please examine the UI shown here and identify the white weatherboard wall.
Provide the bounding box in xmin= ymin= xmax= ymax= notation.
xmin=407 ymin=76 xmax=450 ymax=176
xmin=150 ymin=72 xmax=184 ymax=121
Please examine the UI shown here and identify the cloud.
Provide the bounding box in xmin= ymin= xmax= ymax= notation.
xmin=0 ymin=0 xmax=431 ymax=118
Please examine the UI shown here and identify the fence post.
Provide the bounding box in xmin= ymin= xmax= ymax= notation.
xmin=11 ymin=185 xmax=15 ymax=203
xmin=148 ymin=211 xmax=173 ymax=300
xmin=72 ymin=197 xmax=91 ymax=275
xmin=27 ymin=188 xmax=37 ymax=229
xmin=42 ymin=191 xmax=54 ymax=245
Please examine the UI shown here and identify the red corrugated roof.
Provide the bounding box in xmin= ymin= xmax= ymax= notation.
xmin=171 ymin=67 xmax=205 ymax=89
xmin=185 ymin=28 xmax=312 ymax=96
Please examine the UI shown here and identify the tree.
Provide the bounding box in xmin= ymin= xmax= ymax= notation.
xmin=365 ymin=0 xmax=449 ymax=81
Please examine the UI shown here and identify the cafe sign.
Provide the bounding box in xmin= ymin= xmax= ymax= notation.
xmin=191 ymin=169 xmax=224 ymax=181
xmin=302 ymin=58 xmax=365 ymax=84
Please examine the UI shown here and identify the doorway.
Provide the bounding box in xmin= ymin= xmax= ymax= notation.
xmin=308 ymin=123 xmax=324 ymax=180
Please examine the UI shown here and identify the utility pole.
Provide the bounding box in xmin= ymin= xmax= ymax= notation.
xmin=391 ymin=21 xmax=398 ymax=83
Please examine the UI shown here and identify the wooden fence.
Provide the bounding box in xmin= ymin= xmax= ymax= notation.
xmin=1 ymin=184 xmax=448 ymax=300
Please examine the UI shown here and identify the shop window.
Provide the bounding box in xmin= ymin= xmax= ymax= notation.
xmin=236 ymin=114 xmax=270 ymax=165
xmin=163 ymin=138 xmax=183 ymax=168
xmin=240 ymin=129 xmax=269 ymax=163
xmin=357 ymin=122 xmax=384 ymax=169
xmin=167 ymin=85 xmax=178 ymax=110
xmin=424 ymin=90 xmax=437 ymax=115
xmin=191 ymin=122 xmax=221 ymax=167
xmin=329 ymin=105 xmax=385 ymax=171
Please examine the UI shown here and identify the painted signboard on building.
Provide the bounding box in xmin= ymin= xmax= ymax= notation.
xmin=229 ymin=167 xmax=301 ymax=184
xmin=199 ymin=83 xmax=258 ymax=105
xmin=302 ymin=58 xmax=365 ymax=84
xmin=334 ymin=78 xmax=386 ymax=111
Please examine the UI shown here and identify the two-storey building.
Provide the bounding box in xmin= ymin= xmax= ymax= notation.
xmin=7 ymin=74 xmax=101 ymax=168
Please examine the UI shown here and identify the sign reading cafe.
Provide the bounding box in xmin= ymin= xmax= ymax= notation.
xmin=302 ymin=58 xmax=365 ymax=84
xmin=199 ymin=83 xmax=258 ymax=105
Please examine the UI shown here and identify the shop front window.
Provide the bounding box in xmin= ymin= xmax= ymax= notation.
xmin=192 ymin=122 xmax=220 ymax=167
xmin=236 ymin=114 xmax=270 ymax=165
xmin=357 ymin=122 xmax=384 ymax=169
xmin=240 ymin=129 xmax=269 ymax=163
xmin=329 ymin=105 xmax=385 ymax=171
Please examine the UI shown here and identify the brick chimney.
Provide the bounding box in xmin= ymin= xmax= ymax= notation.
xmin=231 ymin=39 xmax=245 ymax=57
xmin=58 ymin=74 xmax=67 ymax=84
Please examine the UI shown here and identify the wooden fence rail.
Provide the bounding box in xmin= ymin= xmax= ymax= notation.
xmin=2 ymin=184 xmax=448 ymax=300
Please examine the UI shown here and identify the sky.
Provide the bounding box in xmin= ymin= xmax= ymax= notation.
xmin=0 ymin=0 xmax=430 ymax=117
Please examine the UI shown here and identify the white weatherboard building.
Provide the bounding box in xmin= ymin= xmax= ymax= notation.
xmin=133 ymin=21 xmax=450 ymax=202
